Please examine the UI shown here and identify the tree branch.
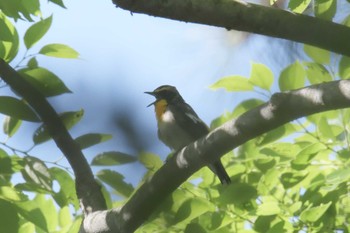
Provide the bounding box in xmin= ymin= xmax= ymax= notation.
xmin=81 ymin=80 xmax=350 ymax=232
xmin=0 ymin=59 xmax=106 ymax=213
xmin=112 ymin=0 xmax=350 ymax=56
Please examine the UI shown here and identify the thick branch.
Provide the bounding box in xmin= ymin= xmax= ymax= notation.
xmin=82 ymin=80 xmax=350 ymax=232
xmin=113 ymin=0 xmax=350 ymax=56
xmin=0 ymin=59 xmax=106 ymax=213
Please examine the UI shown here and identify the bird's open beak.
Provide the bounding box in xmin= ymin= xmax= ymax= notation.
xmin=145 ymin=91 xmax=156 ymax=107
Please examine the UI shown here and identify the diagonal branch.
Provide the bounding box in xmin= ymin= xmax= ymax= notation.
xmin=112 ymin=0 xmax=350 ymax=56
xmin=82 ymin=80 xmax=350 ymax=233
xmin=0 ymin=59 xmax=106 ymax=213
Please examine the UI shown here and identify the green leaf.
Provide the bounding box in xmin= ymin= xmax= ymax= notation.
xmin=75 ymin=133 xmax=112 ymax=150
xmin=50 ymin=167 xmax=78 ymax=209
xmin=39 ymin=43 xmax=79 ymax=58
xmin=218 ymin=183 xmax=257 ymax=204
xmin=211 ymin=75 xmax=253 ymax=92
xmin=18 ymin=222 xmax=35 ymax=233
xmin=185 ymin=223 xmax=207 ymax=233
xmin=97 ymin=170 xmax=134 ymax=198
xmin=0 ymin=12 xmax=19 ymax=62
xmin=280 ymin=171 xmax=308 ymax=189
xmin=24 ymin=15 xmax=52 ymax=49
xmin=92 ymin=151 xmax=136 ymax=166
xmin=58 ymin=206 xmax=72 ymax=228
xmin=288 ymin=0 xmax=312 ymax=13
xmin=292 ymin=143 xmax=327 ymax=169
xmin=315 ymin=0 xmax=336 ymax=20
xmin=254 ymin=157 xmax=276 ymax=172
xmin=249 ymin=63 xmax=274 ymax=91
xmin=339 ymin=56 xmax=350 ymax=79
xmin=16 ymin=195 xmax=58 ymax=232
xmin=174 ymin=198 xmax=215 ymax=224
xmin=21 ymin=156 xmax=52 ymax=191
xmin=279 ymin=61 xmax=305 ymax=91
xmin=300 ymin=202 xmax=332 ymax=222
xmin=27 ymin=57 xmax=38 ymax=69
xmin=303 ymin=62 xmax=332 ymax=84
xmin=20 ymin=67 xmax=72 ymax=97
xmin=232 ymin=98 xmax=264 ymax=118
xmin=33 ymin=109 xmax=84 ymax=144
xmin=22 ymin=0 xmax=41 ymax=17
xmin=256 ymin=196 xmax=281 ymax=216
xmin=49 ymin=0 xmax=66 ymax=8
xmin=0 ymin=186 xmax=28 ymax=201
xmin=3 ymin=116 xmax=22 ymax=137
xmin=138 ymin=152 xmax=163 ymax=172
xmin=0 ymin=96 xmax=39 ymax=122
xmin=0 ymin=199 xmax=19 ymax=233
xmin=325 ymin=168 xmax=350 ymax=186
xmin=304 ymin=45 xmax=330 ymax=64
xmin=0 ymin=13 xmax=13 ymax=41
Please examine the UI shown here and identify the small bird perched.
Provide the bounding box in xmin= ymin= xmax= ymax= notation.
xmin=145 ymin=85 xmax=231 ymax=185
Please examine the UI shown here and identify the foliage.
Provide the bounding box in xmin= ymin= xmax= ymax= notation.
xmin=0 ymin=0 xmax=350 ymax=233
xmin=0 ymin=1 xmax=126 ymax=232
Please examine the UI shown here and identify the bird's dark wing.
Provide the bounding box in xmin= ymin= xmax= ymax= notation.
xmin=168 ymin=102 xmax=209 ymax=140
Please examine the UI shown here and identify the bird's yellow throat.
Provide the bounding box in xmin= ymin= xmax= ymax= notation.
xmin=155 ymin=99 xmax=167 ymax=121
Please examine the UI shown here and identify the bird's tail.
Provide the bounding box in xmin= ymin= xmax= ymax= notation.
xmin=209 ymin=160 xmax=231 ymax=185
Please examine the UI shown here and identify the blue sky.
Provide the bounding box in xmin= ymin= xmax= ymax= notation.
xmin=7 ymin=0 xmax=294 ymax=188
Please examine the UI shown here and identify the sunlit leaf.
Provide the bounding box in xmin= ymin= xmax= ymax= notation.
xmin=58 ymin=206 xmax=72 ymax=228
xmin=24 ymin=15 xmax=52 ymax=49
xmin=21 ymin=156 xmax=52 ymax=191
xmin=92 ymin=151 xmax=136 ymax=166
xmin=232 ymin=98 xmax=264 ymax=118
xmin=300 ymin=202 xmax=332 ymax=222
xmin=211 ymin=75 xmax=253 ymax=92
xmin=304 ymin=45 xmax=330 ymax=64
xmin=303 ymin=62 xmax=332 ymax=84
xmin=288 ymin=0 xmax=312 ymax=13
xmin=33 ymin=109 xmax=84 ymax=144
xmin=50 ymin=167 xmax=78 ymax=209
xmin=16 ymin=195 xmax=58 ymax=232
xmin=339 ymin=56 xmax=350 ymax=79
xmin=280 ymin=171 xmax=308 ymax=189
xmin=0 ymin=96 xmax=39 ymax=122
xmin=138 ymin=152 xmax=163 ymax=172
xmin=254 ymin=157 xmax=276 ymax=172
xmin=256 ymin=197 xmax=281 ymax=216
xmin=249 ymin=63 xmax=274 ymax=91
xmin=3 ymin=116 xmax=22 ymax=137
xmin=292 ymin=143 xmax=327 ymax=169
xmin=174 ymin=198 xmax=215 ymax=224
xmin=97 ymin=170 xmax=134 ymax=198
xmin=0 ymin=13 xmax=13 ymax=41
xmin=39 ymin=43 xmax=79 ymax=58
xmin=279 ymin=61 xmax=305 ymax=91
xmin=315 ymin=0 xmax=336 ymax=20
xmin=75 ymin=133 xmax=112 ymax=150
xmin=20 ymin=67 xmax=72 ymax=97
xmin=325 ymin=168 xmax=350 ymax=186
xmin=0 ymin=186 xmax=28 ymax=202
xmin=18 ymin=222 xmax=35 ymax=233
xmin=0 ymin=12 xmax=19 ymax=62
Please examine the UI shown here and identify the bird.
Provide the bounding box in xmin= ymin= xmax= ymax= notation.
xmin=145 ymin=85 xmax=231 ymax=185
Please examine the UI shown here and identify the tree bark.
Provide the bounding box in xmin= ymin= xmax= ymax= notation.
xmin=0 ymin=59 xmax=107 ymax=215
xmin=113 ymin=0 xmax=350 ymax=56
xmin=82 ymin=79 xmax=350 ymax=232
